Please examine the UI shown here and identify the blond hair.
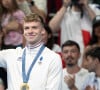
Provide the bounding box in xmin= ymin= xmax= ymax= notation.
xmin=24 ymin=13 xmax=44 ymax=25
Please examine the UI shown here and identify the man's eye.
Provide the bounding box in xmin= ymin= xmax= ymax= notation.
xmin=32 ymin=26 xmax=38 ymax=29
xmin=63 ymin=51 xmax=68 ymax=53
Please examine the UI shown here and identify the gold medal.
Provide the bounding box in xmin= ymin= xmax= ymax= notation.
xmin=20 ymin=83 xmax=29 ymax=90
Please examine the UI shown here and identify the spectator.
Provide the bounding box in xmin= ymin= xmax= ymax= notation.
xmin=61 ymin=40 xmax=89 ymax=90
xmin=49 ymin=0 xmax=100 ymax=53
xmin=0 ymin=0 xmax=25 ymax=27
xmin=2 ymin=20 xmax=23 ymax=49
xmin=42 ymin=23 xmax=66 ymax=68
xmin=82 ymin=47 xmax=100 ymax=90
xmin=42 ymin=24 xmax=61 ymax=52
xmin=82 ymin=15 xmax=100 ymax=69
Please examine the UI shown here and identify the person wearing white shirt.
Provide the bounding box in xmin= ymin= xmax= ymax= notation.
xmin=82 ymin=47 xmax=100 ymax=90
xmin=0 ymin=13 xmax=62 ymax=90
xmin=61 ymin=40 xmax=89 ymax=90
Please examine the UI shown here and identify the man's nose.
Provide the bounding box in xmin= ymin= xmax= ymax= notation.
xmin=67 ymin=51 xmax=72 ymax=56
xmin=28 ymin=28 xmax=33 ymax=33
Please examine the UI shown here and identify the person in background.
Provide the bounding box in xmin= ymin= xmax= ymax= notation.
xmin=42 ymin=24 xmax=61 ymax=52
xmin=0 ymin=0 xmax=25 ymax=27
xmin=49 ymin=0 xmax=99 ymax=53
xmin=61 ymin=40 xmax=89 ymax=90
xmin=42 ymin=23 xmax=66 ymax=68
xmin=0 ymin=13 xmax=62 ymax=90
xmin=82 ymin=47 xmax=100 ymax=90
xmin=82 ymin=15 xmax=100 ymax=69
xmin=49 ymin=0 xmax=100 ymax=66
xmin=1 ymin=20 xmax=23 ymax=49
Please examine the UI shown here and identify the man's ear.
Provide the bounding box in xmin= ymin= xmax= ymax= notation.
xmin=95 ymin=58 xmax=99 ymax=64
xmin=41 ymin=29 xmax=45 ymax=34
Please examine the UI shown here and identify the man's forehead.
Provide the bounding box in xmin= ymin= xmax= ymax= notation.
xmin=63 ymin=45 xmax=78 ymax=49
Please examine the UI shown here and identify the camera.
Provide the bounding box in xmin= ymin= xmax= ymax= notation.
xmin=71 ymin=0 xmax=79 ymax=3
xmin=71 ymin=0 xmax=80 ymax=5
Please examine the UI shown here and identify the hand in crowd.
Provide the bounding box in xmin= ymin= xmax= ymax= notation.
xmin=79 ymin=0 xmax=89 ymax=7
xmin=64 ymin=75 xmax=76 ymax=89
xmin=63 ymin=0 xmax=71 ymax=7
xmin=85 ymin=85 xmax=96 ymax=90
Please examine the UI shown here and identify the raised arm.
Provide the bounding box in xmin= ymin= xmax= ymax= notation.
xmin=49 ymin=0 xmax=71 ymax=32
xmin=27 ymin=0 xmax=47 ymax=21
xmin=46 ymin=54 xmax=63 ymax=90
xmin=80 ymin=0 xmax=96 ymax=21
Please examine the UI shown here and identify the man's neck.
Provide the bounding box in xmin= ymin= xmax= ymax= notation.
xmin=66 ymin=65 xmax=81 ymax=75
xmin=26 ymin=40 xmax=43 ymax=49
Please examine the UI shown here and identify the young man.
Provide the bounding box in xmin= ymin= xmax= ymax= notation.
xmin=82 ymin=47 xmax=100 ymax=90
xmin=61 ymin=40 xmax=89 ymax=90
xmin=0 ymin=13 xmax=62 ymax=90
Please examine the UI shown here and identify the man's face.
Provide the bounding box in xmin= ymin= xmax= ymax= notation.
xmin=62 ymin=45 xmax=80 ymax=67
xmin=23 ymin=21 xmax=43 ymax=44
xmin=85 ymin=56 xmax=97 ymax=72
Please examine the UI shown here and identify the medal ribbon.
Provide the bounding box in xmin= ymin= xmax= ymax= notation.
xmin=22 ymin=45 xmax=45 ymax=83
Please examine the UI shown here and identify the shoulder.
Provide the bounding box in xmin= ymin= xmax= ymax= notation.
xmin=89 ymin=4 xmax=100 ymax=15
xmin=52 ymin=44 xmax=61 ymax=52
xmin=79 ymin=68 xmax=89 ymax=73
xmin=44 ymin=47 xmax=62 ymax=64
xmin=77 ymin=68 xmax=90 ymax=76
xmin=44 ymin=47 xmax=61 ymax=58
xmin=43 ymin=47 xmax=63 ymax=72
xmin=89 ymin=4 xmax=100 ymax=9
xmin=82 ymin=72 xmax=96 ymax=89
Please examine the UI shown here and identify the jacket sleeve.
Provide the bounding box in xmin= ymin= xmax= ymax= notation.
xmin=45 ymin=54 xmax=63 ymax=90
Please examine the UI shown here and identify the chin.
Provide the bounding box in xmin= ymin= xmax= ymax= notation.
xmin=29 ymin=42 xmax=35 ymax=44
xmin=67 ymin=63 xmax=74 ymax=67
